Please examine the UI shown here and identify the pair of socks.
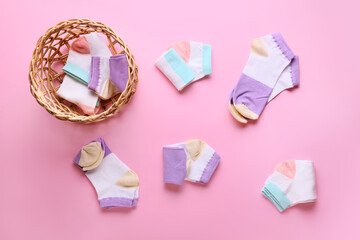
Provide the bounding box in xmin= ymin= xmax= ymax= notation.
xmin=74 ymin=138 xmax=139 ymax=208
xmin=229 ymin=33 xmax=299 ymax=123
xmin=57 ymin=33 xmax=129 ymax=115
xmin=155 ymin=41 xmax=212 ymax=91
xmin=262 ymin=160 xmax=317 ymax=212
xmin=163 ymin=139 xmax=220 ymax=185
xmin=88 ymin=54 xmax=129 ymax=98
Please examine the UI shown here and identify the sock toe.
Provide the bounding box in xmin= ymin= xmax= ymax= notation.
xmin=228 ymin=102 xmax=248 ymax=123
xmin=234 ymin=104 xmax=259 ymax=120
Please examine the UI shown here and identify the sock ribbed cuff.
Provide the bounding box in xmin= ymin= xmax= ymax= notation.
xmin=155 ymin=48 xmax=195 ymax=91
xmin=88 ymin=56 xmax=101 ymax=91
xmin=202 ymin=44 xmax=212 ymax=75
xmin=262 ymin=182 xmax=291 ymax=212
xmin=99 ymin=197 xmax=138 ymax=208
xmin=290 ymin=56 xmax=300 ymax=86
xmin=271 ymin=32 xmax=295 ymax=61
xmin=163 ymin=146 xmax=187 ymax=185
xmin=198 ymin=151 xmax=220 ymax=184
xmin=63 ymin=62 xmax=90 ymax=85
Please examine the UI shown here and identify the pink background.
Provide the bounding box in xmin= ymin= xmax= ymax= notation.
xmin=1 ymin=0 xmax=359 ymax=239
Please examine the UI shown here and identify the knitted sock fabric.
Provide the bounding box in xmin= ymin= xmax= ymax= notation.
xmin=88 ymin=54 xmax=129 ymax=99
xmin=62 ymin=37 xmax=91 ymax=85
xmin=262 ymin=160 xmax=317 ymax=212
xmin=109 ymin=54 xmax=129 ymax=92
xmin=62 ymin=32 xmax=112 ymax=85
xmin=73 ymin=138 xmax=139 ymax=208
xmin=163 ymin=139 xmax=220 ymax=185
xmin=268 ymin=56 xmax=300 ymax=102
xmin=56 ymin=75 xmax=99 ymax=115
xmin=228 ymin=55 xmax=299 ymax=123
xmin=155 ymin=41 xmax=212 ymax=91
xmin=231 ymin=33 xmax=295 ymax=120
xmin=57 ymin=32 xmax=113 ymax=114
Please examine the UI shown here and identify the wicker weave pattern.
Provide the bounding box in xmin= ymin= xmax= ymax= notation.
xmin=29 ymin=19 xmax=138 ymax=123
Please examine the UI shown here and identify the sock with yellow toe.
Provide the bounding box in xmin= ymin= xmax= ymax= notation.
xmin=231 ymin=33 xmax=295 ymax=120
xmin=228 ymin=55 xmax=299 ymax=123
xmin=163 ymin=139 xmax=220 ymax=185
xmin=73 ymin=138 xmax=139 ymax=208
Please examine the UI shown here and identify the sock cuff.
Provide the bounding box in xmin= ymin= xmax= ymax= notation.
xmin=262 ymin=182 xmax=291 ymax=212
xmin=88 ymin=56 xmax=101 ymax=91
xmin=63 ymin=62 xmax=90 ymax=85
xmin=271 ymin=32 xmax=295 ymax=61
xmin=202 ymin=44 xmax=212 ymax=76
xmin=156 ymin=48 xmax=195 ymax=91
xmin=198 ymin=151 xmax=220 ymax=184
xmin=163 ymin=146 xmax=188 ymax=185
xmin=99 ymin=197 xmax=138 ymax=208
xmin=109 ymin=54 xmax=129 ymax=92
xmin=290 ymin=56 xmax=300 ymax=87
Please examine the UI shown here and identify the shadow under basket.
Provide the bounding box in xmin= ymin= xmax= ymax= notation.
xmin=28 ymin=19 xmax=139 ymax=123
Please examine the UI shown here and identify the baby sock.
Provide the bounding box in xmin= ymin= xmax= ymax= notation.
xmin=73 ymin=138 xmax=139 ymax=208
xmin=268 ymin=55 xmax=300 ymax=102
xmin=163 ymin=139 xmax=220 ymax=185
xmin=228 ymin=56 xmax=299 ymax=123
xmin=56 ymin=75 xmax=99 ymax=115
xmin=62 ymin=37 xmax=91 ymax=85
xmin=88 ymin=54 xmax=129 ymax=99
xmin=155 ymin=41 xmax=212 ymax=91
xmin=109 ymin=54 xmax=129 ymax=92
xmin=231 ymin=33 xmax=295 ymax=120
xmin=262 ymin=160 xmax=317 ymax=212
xmin=62 ymin=32 xmax=112 ymax=85
xmin=57 ymin=32 xmax=113 ymax=114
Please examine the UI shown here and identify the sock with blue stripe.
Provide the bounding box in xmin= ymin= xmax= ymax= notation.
xmin=57 ymin=32 xmax=112 ymax=114
xmin=262 ymin=160 xmax=317 ymax=212
xmin=155 ymin=41 xmax=212 ymax=91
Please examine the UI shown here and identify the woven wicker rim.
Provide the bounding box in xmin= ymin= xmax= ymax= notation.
xmin=29 ymin=19 xmax=138 ymax=123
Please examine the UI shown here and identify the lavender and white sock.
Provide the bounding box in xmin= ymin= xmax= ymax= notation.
xmin=229 ymin=55 xmax=299 ymax=123
xmin=73 ymin=138 xmax=139 ymax=208
xmin=230 ymin=33 xmax=296 ymax=120
xmin=163 ymin=139 xmax=220 ymax=185
xmin=88 ymin=54 xmax=129 ymax=100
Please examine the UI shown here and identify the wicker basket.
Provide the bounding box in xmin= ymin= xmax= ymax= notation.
xmin=29 ymin=19 xmax=138 ymax=123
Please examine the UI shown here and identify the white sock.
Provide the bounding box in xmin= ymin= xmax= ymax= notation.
xmin=262 ymin=160 xmax=317 ymax=212
xmin=231 ymin=33 xmax=295 ymax=120
xmin=268 ymin=56 xmax=299 ymax=102
xmin=228 ymin=56 xmax=299 ymax=123
xmin=155 ymin=41 xmax=212 ymax=91
xmin=74 ymin=138 xmax=139 ymax=208
xmin=57 ymin=32 xmax=112 ymax=113
xmin=56 ymin=75 xmax=99 ymax=115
